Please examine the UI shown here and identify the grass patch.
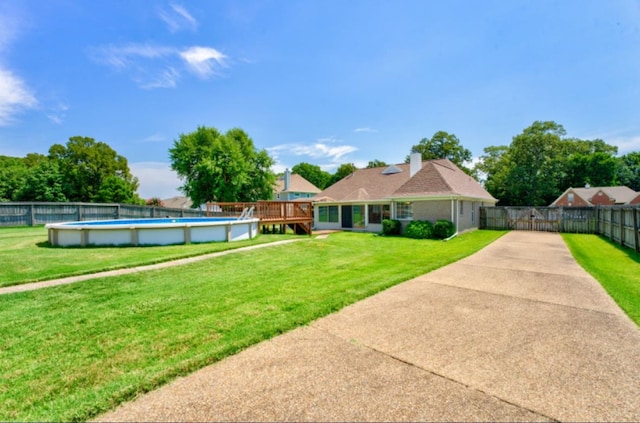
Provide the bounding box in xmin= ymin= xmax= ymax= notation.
xmin=562 ymin=233 xmax=640 ymax=326
xmin=0 ymin=230 xmax=505 ymax=421
xmin=0 ymin=226 xmax=297 ymax=287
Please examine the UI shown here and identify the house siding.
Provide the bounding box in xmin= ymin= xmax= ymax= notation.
xmin=554 ymin=191 xmax=591 ymax=207
xmin=590 ymin=190 xmax=615 ymax=206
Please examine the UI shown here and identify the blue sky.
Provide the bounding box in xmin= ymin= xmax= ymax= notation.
xmin=1 ymin=0 xmax=640 ymax=199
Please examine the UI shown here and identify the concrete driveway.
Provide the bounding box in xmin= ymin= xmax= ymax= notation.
xmin=98 ymin=231 xmax=640 ymax=422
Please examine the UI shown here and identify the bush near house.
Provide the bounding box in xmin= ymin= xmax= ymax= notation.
xmin=404 ymin=220 xmax=434 ymax=239
xmin=433 ymin=219 xmax=456 ymax=239
xmin=382 ymin=219 xmax=402 ymax=236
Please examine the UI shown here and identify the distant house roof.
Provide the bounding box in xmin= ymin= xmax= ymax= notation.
xmin=551 ymin=186 xmax=639 ymax=206
xmin=162 ymin=196 xmax=193 ymax=209
xmin=275 ymin=174 xmax=322 ymax=194
xmin=312 ymin=159 xmax=497 ymax=203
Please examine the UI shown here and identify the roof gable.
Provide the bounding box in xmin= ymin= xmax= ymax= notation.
xmin=553 ymin=186 xmax=638 ymax=205
xmin=275 ymin=174 xmax=321 ymax=194
xmin=393 ymin=159 xmax=495 ymax=200
xmin=312 ymin=159 xmax=496 ymax=203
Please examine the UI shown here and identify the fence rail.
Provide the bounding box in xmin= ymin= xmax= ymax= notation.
xmin=480 ymin=206 xmax=640 ymax=252
xmin=0 ymin=202 xmax=205 ymax=227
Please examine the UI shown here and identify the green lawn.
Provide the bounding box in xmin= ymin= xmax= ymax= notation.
xmin=562 ymin=233 xmax=640 ymax=326
xmin=0 ymin=226 xmax=297 ymax=287
xmin=0 ymin=230 xmax=505 ymax=422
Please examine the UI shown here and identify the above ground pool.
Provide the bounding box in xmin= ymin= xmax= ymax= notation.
xmin=45 ymin=217 xmax=260 ymax=247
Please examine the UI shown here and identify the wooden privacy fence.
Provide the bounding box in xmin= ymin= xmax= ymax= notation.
xmin=0 ymin=202 xmax=206 ymax=227
xmin=480 ymin=206 xmax=640 ymax=252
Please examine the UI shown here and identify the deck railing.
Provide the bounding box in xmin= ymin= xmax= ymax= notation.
xmin=206 ymin=201 xmax=313 ymax=235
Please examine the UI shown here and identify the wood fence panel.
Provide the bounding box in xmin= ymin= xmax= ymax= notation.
xmin=480 ymin=205 xmax=639 ymax=252
xmin=0 ymin=202 xmax=206 ymax=226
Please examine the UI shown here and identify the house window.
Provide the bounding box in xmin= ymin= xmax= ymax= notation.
xmin=396 ymin=202 xmax=413 ymax=219
xmin=319 ymin=205 xmax=339 ymax=223
xmin=568 ymin=193 xmax=574 ymax=203
xmin=460 ymin=200 xmax=464 ymax=215
xmin=368 ymin=204 xmax=390 ymax=224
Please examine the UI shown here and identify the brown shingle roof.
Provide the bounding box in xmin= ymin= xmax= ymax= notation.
xmin=312 ymin=159 xmax=496 ymax=203
xmin=394 ymin=159 xmax=496 ymax=200
xmin=313 ymin=163 xmax=413 ymax=202
xmin=275 ymin=174 xmax=321 ymax=194
xmin=551 ymin=186 xmax=639 ymax=206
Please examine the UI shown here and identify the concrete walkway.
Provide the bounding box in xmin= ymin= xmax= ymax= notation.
xmin=97 ymin=231 xmax=640 ymax=422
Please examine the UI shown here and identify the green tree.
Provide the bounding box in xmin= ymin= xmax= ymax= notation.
xmin=475 ymin=121 xmax=621 ymax=206
xmin=407 ymin=131 xmax=473 ymax=174
xmin=15 ymin=159 xmax=67 ymax=202
xmin=366 ymin=159 xmax=388 ymax=168
xmin=291 ymin=162 xmax=331 ymax=190
xmin=504 ymin=121 xmax=568 ymax=206
xmin=473 ymin=145 xmax=512 ymax=204
xmin=618 ymin=152 xmax=640 ymax=192
xmin=0 ymin=156 xmax=28 ymax=201
xmin=169 ymin=126 xmax=276 ymax=206
xmin=328 ymin=163 xmax=358 ymax=186
xmin=49 ymin=136 xmax=141 ymax=204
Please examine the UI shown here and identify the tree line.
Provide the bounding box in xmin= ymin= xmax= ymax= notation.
xmin=0 ymin=136 xmax=141 ymax=204
xmin=2 ymin=121 xmax=639 ymax=207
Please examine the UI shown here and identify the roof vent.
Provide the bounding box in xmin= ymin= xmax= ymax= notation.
xmin=382 ymin=165 xmax=403 ymax=175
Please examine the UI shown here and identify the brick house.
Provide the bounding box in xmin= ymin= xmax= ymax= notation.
xmin=312 ymin=154 xmax=497 ymax=234
xmin=550 ymin=186 xmax=640 ymax=207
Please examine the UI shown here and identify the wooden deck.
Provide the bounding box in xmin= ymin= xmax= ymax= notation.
xmin=206 ymin=201 xmax=313 ymax=235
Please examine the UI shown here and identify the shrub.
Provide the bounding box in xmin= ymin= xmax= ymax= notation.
xmin=433 ymin=219 xmax=456 ymax=239
xmin=381 ymin=219 xmax=402 ymax=236
xmin=404 ymin=220 xmax=434 ymax=239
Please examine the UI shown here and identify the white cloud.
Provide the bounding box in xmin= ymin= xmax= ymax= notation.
xmin=46 ymin=103 xmax=68 ymax=125
xmin=91 ymin=43 xmax=175 ymax=69
xmin=90 ymin=43 xmax=227 ymax=88
xmin=0 ymin=68 xmax=37 ymax=126
xmin=130 ymin=161 xmax=183 ymax=199
xmin=609 ymin=135 xmax=640 ymax=154
xmin=269 ymin=142 xmax=357 ymax=161
xmin=353 ymin=127 xmax=378 ymax=133
xmin=158 ymin=3 xmax=198 ymax=32
xmin=141 ymin=133 xmax=168 ymax=143
xmin=180 ymin=46 xmax=227 ymax=78
xmin=139 ymin=66 xmax=180 ymax=89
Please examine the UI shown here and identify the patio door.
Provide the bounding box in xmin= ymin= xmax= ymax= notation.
xmin=341 ymin=205 xmax=353 ymax=229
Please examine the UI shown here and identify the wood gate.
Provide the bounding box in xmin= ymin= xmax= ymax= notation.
xmin=480 ymin=206 xmax=598 ymax=233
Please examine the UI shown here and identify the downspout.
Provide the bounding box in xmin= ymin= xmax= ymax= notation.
xmin=444 ymin=197 xmax=459 ymax=242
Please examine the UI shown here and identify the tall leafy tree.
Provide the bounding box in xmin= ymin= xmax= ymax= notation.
xmin=618 ymin=152 xmax=640 ymax=191
xmin=48 ymin=136 xmax=141 ymax=204
xmin=0 ymin=156 xmax=28 ymax=201
xmin=15 ymin=159 xmax=67 ymax=202
xmin=291 ymin=162 xmax=331 ymax=190
xmin=406 ymin=130 xmax=473 ymax=175
xmin=366 ymin=159 xmax=388 ymax=168
xmin=169 ymin=126 xmax=276 ymax=206
xmin=328 ymin=163 xmax=358 ymax=186
xmin=475 ymin=121 xmax=622 ymax=206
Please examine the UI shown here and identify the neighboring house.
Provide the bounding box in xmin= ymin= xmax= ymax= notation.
xmin=162 ymin=196 xmax=193 ymax=209
xmin=312 ymin=154 xmax=498 ymax=234
xmin=274 ymin=169 xmax=322 ymax=201
xmin=550 ymin=186 xmax=640 ymax=207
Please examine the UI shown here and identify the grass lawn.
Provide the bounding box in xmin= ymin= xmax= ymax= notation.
xmin=0 ymin=226 xmax=297 ymax=287
xmin=0 ymin=229 xmax=505 ymax=422
xmin=562 ymin=233 xmax=640 ymax=326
